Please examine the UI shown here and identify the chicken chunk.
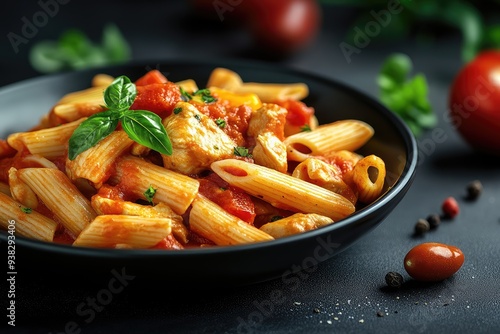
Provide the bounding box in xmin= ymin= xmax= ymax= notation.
xmin=162 ymin=102 xmax=236 ymax=175
xmin=259 ymin=213 xmax=333 ymax=238
xmin=248 ymin=103 xmax=288 ymax=173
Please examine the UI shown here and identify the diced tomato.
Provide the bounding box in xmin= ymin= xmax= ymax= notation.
xmin=275 ymin=99 xmax=314 ymax=127
xmin=135 ymin=70 xmax=169 ymax=86
xmin=130 ymin=82 xmax=183 ymax=119
xmin=198 ymin=173 xmax=256 ymax=224
xmin=152 ymin=234 xmax=184 ymax=250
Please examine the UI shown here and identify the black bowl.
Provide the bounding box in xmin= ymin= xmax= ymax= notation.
xmin=0 ymin=59 xmax=417 ymax=287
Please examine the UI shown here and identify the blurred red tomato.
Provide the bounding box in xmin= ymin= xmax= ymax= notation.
xmin=191 ymin=0 xmax=321 ymax=54
xmin=448 ymin=50 xmax=500 ymax=154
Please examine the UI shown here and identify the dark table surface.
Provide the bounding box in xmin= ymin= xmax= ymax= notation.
xmin=1 ymin=1 xmax=500 ymax=333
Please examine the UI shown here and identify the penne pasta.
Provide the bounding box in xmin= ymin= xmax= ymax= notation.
xmin=211 ymin=159 xmax=355 ymax=221
xmin=8 ymin=167 xmax=39 ymax=209
xmin=0 ymin=192 xmax=58 ymax=242
xmin=66 ymin=130 xmax=134 ymax=187
xmin=73 ymin=215 xmax=171 ymax=248
xmin=7 ymin=119 xmax=84 ymax=159
xmin=351 ymin=155 xmax=386 ymax=204
xmin=0 ymin=181 xmax=11 ymax=196
xmin=112 ymin=155 xmax=199 ymax=215
xmin=17 ymin=168 xmax=96 ymax=236
xmin=190 ymin=195 xmax=274 ymax=246
xmin=207 ymin=67 xmax=309 ymax=102
xmin=284 ymin=120 xmax=374 ymax=162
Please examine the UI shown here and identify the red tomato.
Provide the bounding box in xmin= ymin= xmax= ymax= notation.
xmin=198 ymin=173 xmax=256 ymax=224
xmin=243 ymin=0 xmax=321 ymax=54
xmin=448 ymin=50 xmax=500 ymax=154
xmin=191 ymin=0 xmax=321 ymax=54
xmin=135 ymin=70 xmax=168 ymax=86
xmin=404 ymin=242 xmax=465 ymax=282
xmin=441 ymin=196 xmax=460 ymax=218
xmin=130 ymin=82 xmax=183 ymax=119
xmin=275 ymin=99 xmax=314 ymax=127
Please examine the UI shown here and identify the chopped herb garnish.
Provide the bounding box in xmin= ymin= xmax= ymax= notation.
xmin=300 ymin=124 xmax=312 ymax=132
xmin=270 ymin=215 xmax=283 ymax=222
xmin=194 ymin=88 xmax=217 ymax=103
xmin=234 ymin=146 xmax=252 ymax=158
xmin=21 ymin=207 xmax=32 ymax=214
xmin=173 ymin=107 xmax=182 ymax=114
xmin=144 ymin=185 xmax=157 ymax=204
xmin=180 ymin=87 xmax=192 ymax=101
xmin=68 ymin=75 xmax=172 ymax=160
xmin=215 ymin=118 xmax=226 ymax=128
xmin=194 ymin=114 xmax=201 ymax=122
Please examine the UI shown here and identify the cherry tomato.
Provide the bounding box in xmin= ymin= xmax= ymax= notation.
xmin=242 ymin=0 xmax=321 ymax=54
xmin=404 ymin=242 xmax=464 ymax=282
xmin=448 ymin=50 xmax=500 ymax=154
xmin=191 ymin=0 xmax=321 ymax=54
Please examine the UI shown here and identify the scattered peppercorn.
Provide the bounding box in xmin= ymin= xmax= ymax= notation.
xmin=442 ymin=196 xmax=460 ymax=218
xmin=414 ymin=218 xmax=430 ymax=235
xmin=385 ymin=271 xmax=404 ymax=288
xmin=426 ymin=214 xmax=441 ymax=229
xmin=466 ymin=180 xmax=482 ymax=200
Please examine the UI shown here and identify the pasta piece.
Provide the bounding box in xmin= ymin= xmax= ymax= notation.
xmin=0 ymin=181 xmax=11 ymax=196
xmin=7 ymin=119 xmax=84 ymax=158
xmin=161 ymin=102 xmax=236 ymax=175
xmin=92 ymin=74 xmax=114 ymax=87
xmin=351 ymin=155 xmax=386 ymax=204
xmin=189 ymin=195 xmax=274 ymax=246
xmin=21 ymin=155 xmax=59 ymax=169
xmin=53 ymin=86 xmax=106 ymax=121
xmin=112 ymin=155 xmax=199 ymax=215
xmin=73 ymin=215 xmax=171 ymax=248
xmin=292 ymin=158 xmax=357 ymax=205
xmin=91 ymin=195 xmax=188 ymax=244
xmin=260 ymin=213 xmax=333 ymax=238
xmin=66 ymin=130 xmax=134 ymax=188
xmin=211 ymin=159 xmax=355 ymax=221
xmin=8 ymin=167 xmax=39 ymax=209
xmin=284 ymin=120 xmax=374 ymax=162
xmin=206 ymin=67 xmax=243 ymax=91
xmin=0 ymin=192 xmax=57 ymax=242
xmin=176 ymin=79 xmax=199 ymax=93
xmin=17 ymin=168 xmax=96 ymax=236
xmin=207 ymin=67 xmax=308 ymax=102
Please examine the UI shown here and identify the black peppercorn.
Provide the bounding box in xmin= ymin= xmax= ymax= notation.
xmin=466 ymin=180 xmax=482 ymax=200
xmin=385 ymin=271 xmax=404 ymax=288
xmin=426 ymin=214 xmax=441 ymax=229
xmin=414 ymin=218 xmax=430 ymax=235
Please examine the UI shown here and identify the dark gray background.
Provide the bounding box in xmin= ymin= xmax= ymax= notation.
xmin=1 ymin=1 xmax=499 ymax=333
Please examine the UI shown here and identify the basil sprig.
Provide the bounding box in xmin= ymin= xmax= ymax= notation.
xmin=68 ymin=75 xmax=172 ymax=160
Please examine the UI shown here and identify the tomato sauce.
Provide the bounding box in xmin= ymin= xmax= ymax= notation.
xmin=130 ymin=82 xmax=183 ymax=119
xmin=275 ymin=99 xmax=314 ymax=126
xmin=198 ymin=173 xmax=256 ymax=224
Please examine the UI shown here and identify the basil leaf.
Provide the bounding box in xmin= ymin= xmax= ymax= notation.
xmin=101 ymin=24 xmax=131 ymax=63
xmin=68 ymin=110 xmax=119 ymax=160
xmin=379 ymin=53 xmax=412 ymax=86
xmin=104 ymin=76 xmax=136 ymax=111
xmin=121 ymin=111 xmax=172 ymax=155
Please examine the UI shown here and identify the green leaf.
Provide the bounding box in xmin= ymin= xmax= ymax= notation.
xmin=121 ymin=111 xmax=172 ymax=155
xmin=379 ymin=53 xmax=413 ymax=86
xmin=104 ymin=76 xmax=136 ymax=111
xmin=143 ymin=185 xmax=157 ymax=204
xmin=68 ymin=110 xmax=119 ymax=160
xmin=29 ymin=41 xmax=67 ymax=73
xmin=102 ymin=24 xmax=131 ymax=63
xmin=234 ymin=146 xmax=251 ymax=158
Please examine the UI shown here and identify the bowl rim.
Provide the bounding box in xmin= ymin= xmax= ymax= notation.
xmin=0 ymin=58 xmax=419 ymax=258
